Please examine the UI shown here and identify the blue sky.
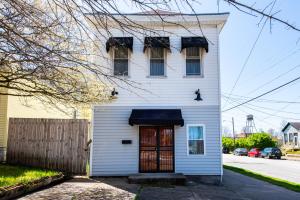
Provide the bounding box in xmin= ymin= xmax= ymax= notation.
xmin=117 ymin=0 xmax=300 ymax=134
xmin=218 ymin=0 xmax=300 ymax=134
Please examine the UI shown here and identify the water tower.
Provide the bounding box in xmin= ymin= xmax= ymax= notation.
xmin=244 ymin=114 xmax=257 ymax=137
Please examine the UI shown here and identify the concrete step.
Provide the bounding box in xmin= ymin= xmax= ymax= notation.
xmin=128 ymin=173 xmax=187 ymax=185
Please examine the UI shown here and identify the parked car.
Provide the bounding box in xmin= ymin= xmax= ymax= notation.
xmin=248 ymin=148 xmax=261 ymax=157
xmin=222 ymin=147 xmax=230 ymax=154
xmin=233 ymin=148 xmax=248 ymax=156
xmin=261 ymin=147 xmax=282 ymax=159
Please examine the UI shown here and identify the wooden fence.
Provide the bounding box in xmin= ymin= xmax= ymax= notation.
xmin=7 ymin=118 xmax=89 ymax=174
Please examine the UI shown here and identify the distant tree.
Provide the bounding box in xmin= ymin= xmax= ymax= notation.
xmin=258 ymin=128 xmax=265 ymax=133
xmin=222 ymin=137 xmax=235 ymax=151
xmin=235 ymin=138 xmax=249 ymax=149
xmin=247 ymin=133 xmax=276 ymax=149
xmin=267 ymin=128 xmax=275 ymax=136
xmin=222 ymin=126 xmax=231 ymax=137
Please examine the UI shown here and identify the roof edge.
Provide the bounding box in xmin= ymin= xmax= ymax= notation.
xmin=282 ymin=122 xmax=300 ymax=132
xmin=86 ymin=12 xmax=230 ymax=16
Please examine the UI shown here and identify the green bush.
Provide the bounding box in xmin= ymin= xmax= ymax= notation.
xmin=247 ymin=133 xmax=276 ymax=149
xmin=235 ymin=137 xmax=249 ymax=149
xmin=222 ymin=133 xmax=276 ymax=151
xmin=222 ymin=137 xmax=235 ymax=151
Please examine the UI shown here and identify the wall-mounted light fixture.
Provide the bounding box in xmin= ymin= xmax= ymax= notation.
xmin=194 ymin=89 xmax=203 ymax=101
xmin=111 ymin=88 xmax=118 ymax=99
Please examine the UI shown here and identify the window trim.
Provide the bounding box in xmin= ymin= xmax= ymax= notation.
xmin=112 ymin=47 xmax=130 ymax=77
xmin=148 ymin=47 xmax=166 ymax=77
xmin=184 ymin=47 xmax=204 ymax=78
xmin=186 ymin=124 xmax=206 ymax=156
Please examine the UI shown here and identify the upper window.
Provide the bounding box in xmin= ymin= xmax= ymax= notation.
xmin=150 ymin=47 xmax=164 ymax=76
xmin=186 ymin=47 xmax=201 ymax=76
xmin=187 ymin=125 xmax=205 ymax=155
xmin=114 ymin=47 xmax=128 ymax=76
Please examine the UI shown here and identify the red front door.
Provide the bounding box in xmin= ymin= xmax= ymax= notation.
xmin=139 ymin=126 xmax=174 ymax=172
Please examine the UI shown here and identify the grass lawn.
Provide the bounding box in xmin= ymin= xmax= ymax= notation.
xmin=0 ymin=164 xmax=60 ymax=188
xmin=224 ymin=165 xmax=300 ymax=192
xmin=286 ymin=150 xmax=300 ymax=155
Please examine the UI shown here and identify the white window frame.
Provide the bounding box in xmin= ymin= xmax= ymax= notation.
xmin=147 ymin=47 xmax=167 ymax=77
xmin=184 ymin=47 xmax=204 ymax=78
xmin=112 ymin=47 xmax=130 ymax=77
xmin=186 ymin=124 xmax=206 ymax=156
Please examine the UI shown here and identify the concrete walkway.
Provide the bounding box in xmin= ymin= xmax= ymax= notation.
xmin=18 ymin=170 xmax=300 ymax=200
xmin=223 ymin=154 xmax=300 ymax=183
xmin=18 ymin=177 xmax=138 ymax=200
xmin=222 ymin=170 xmax=300 ymax=200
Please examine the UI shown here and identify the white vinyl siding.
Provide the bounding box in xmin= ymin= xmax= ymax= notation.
xmin=94 ymin=25 xmax=220 ymax=106
xmin=91 ymin=105 xmax=221 ymax=176
xmin=90 ymin=14 xmax=226 ymax=176
xmin=283 ymin=125 xmax=300 ymax=147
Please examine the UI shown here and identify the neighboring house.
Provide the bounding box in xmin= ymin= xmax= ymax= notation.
xmin=0 ymin=88 xmax=90 ymax=161
xmin=282 ymin=122 xmax=300 ymax=148
xmin=89 ymin=11 xmax=229 ymax=181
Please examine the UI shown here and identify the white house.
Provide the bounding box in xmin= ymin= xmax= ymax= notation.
xmin=282 ymin=122 xmax=300 ymax=148
xmin=89 ymin=11 xmax=229 ymax=181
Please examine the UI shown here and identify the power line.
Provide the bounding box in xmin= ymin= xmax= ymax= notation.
xmin=222 ymin=75 xmax=300 ymax=112
xmin=222 ymin=96 xmax=298 ymax=128
xmin=223 ymin=96 xmax=279 ymax=128
xmin=240 ymin=48 xmax=300 ymax=86
xmin=223 ymin=1 xmax=276 ymax=109
xmin=222 ymin=93 xmax=300 ymax=104
xmin=261 ymin=94 xmax=300 ymax=121
xmin=246 ymin=63 xmax=300 ymax=95
xmin=224 ymin=96 xmax=300 ymax=115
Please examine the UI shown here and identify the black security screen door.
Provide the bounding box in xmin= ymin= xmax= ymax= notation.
xmin=139 ymin=126 xmax=174 ymax=173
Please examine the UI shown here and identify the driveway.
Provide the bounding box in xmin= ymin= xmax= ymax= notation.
xmin=18 ymin=170 xmax=300 ymax=200
xmin=223 ymin=154 xmax=300 ymax=184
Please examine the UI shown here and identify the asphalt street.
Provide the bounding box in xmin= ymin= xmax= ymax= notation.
xmin=223 ymin=153 xmax=300 ymax=184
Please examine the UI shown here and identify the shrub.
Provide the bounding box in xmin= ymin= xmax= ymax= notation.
xmin=235 ymin=138 xmax=249 ymax=149
xmin=222 ymin=137 xmax=235 ymax=151
xmin=222 ymin=133 xmax=276 ymax=151
xmin=247 ymin=133 xmax=276 ymax=149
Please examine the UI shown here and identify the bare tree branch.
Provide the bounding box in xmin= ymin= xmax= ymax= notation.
xmin=224 ymin=0 xmax=300 ymax=31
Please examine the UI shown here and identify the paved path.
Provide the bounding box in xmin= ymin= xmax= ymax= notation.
xmin=18 ymin=171 xmax=300 ymax=200
xmin=223 ymin=154 xmax=300 ymax=183
xmin=18 ymin=177 xmax=138 ymax=200
xmin=222 ymin=169 xmax=300 ymax=200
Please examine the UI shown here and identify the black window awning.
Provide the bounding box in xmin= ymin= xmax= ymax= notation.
xmin=181 ymin=37 xmax=208 ymax=53
xmin=129 ymin=109 xmax=184 ymax=127
xmin=143 ymin=37 xmax=171 ymax=52
xmin=106 ymin=37 xmax=133 ymax=52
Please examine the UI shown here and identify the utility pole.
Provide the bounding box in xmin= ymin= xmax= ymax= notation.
xmin=232 ymin=117 xmax=235 ymax=148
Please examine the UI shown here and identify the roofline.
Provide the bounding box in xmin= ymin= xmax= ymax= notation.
xmin=281 ymin=122 xmax=300 ymax=132
xmin=86 ymin=12 xmax=230 ymax=17
xmin=282 ymin=122 xmax=290 ymax=132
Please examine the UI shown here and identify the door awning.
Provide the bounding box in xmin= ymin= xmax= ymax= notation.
xmin=106 ymin=37 xmax=133 ymax=52
xmin=129 ymin=109 xmax=184 ymax=126
xmin=143 ymin=37 xmax=171 ymax=52
xmin=181 ymin=37 xmax=209 ymax=52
